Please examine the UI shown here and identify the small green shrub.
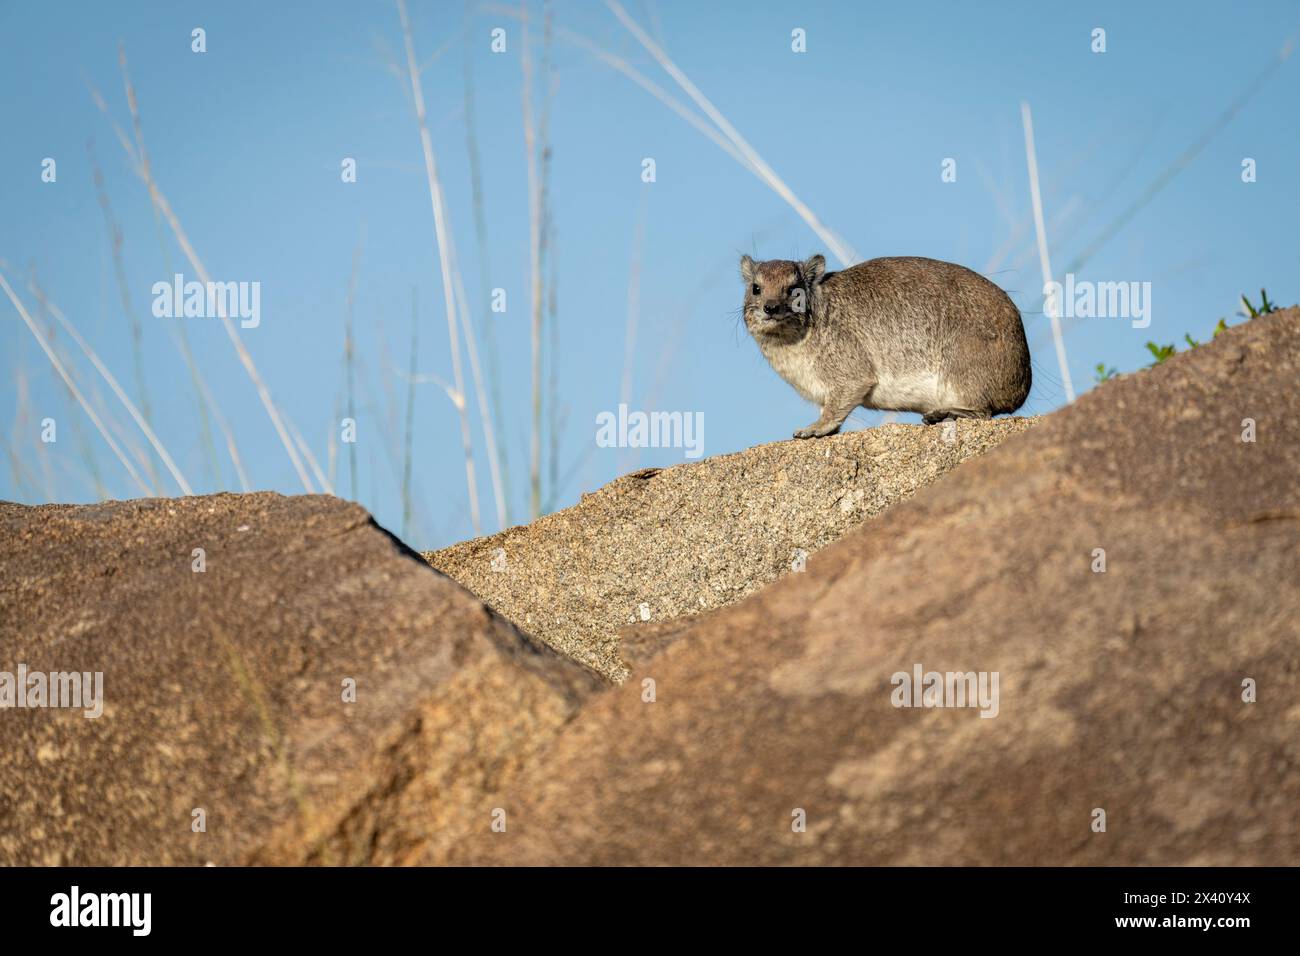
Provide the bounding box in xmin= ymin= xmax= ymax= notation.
xmin=1144 ymin=342 xmax=1176 ymax=366
xmin=1097 ymin=287 xmax=1282 ymax=377
xmin=1138 ymin=288 xmax=1279 ymax=368
xmin=1238 ymin=289 xmax=1276 ymax=318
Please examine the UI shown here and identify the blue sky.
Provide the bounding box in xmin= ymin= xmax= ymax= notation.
xmin=2 ymin=0 xmax=1297 ymax=547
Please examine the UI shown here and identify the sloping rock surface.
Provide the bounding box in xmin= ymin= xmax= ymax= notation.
xmin=0 ymin=493 xmax=598 ymax=865
xmin=443 ymin=308 xmax=1300 ymax=865
xmin=4 ymin=309 xmax=1296 ymax=866
xmin=427 ymin=419 xmax=1036 ymax=680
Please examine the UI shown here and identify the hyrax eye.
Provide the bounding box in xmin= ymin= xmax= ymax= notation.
xmin=751 ymin=283 xmax=761 ymax=296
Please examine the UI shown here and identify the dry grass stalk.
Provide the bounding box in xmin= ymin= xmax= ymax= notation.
xmin=462 ymin=3 xmax=513 ymax=522
xmin=1 ymin=430 xmax=39 ymax=501
xmin=536 ymin=1 xmax=557 ymax=510
xmin=98 ymin=50 xmax=314 ymax=492
xmin=328 ymin=376 xmax=343 ymax=494
xmin=89 ymin=67 xmax=226 ymax=489
xmin=27 ymin=289 xmax=111 ymax=499
xmin=402 ymin=287 xmax=419 ymax=539
xmin=603 ymin=0 xmax=859 ymax=266
xmin=344 ymin=229 xmax=364 ymax=499
xmin=520 ymin=0 xmax=545 ymax=519
xmin=12 ymin=366 xmax=57 ymax=501
xmin=1019 ymin=101 xmax=1075 ymax=403
xmin=86 ymin=138 xmax=161 ymax=491
xmin=447 ymin=233 xmax=507 ymax=529
xmin=1 ymin=273 xmax=152 ymax=496
xmin=284 ymin=411 xmax=333 ymax=495
xmin=479 ymin=4 xmax=756 ymax=175
xmin=397 ymin=0 xmax=481 ymax=534
xmin=545 ymin=219 xmax=562 ymax=513
xmin=28 ymin=275 xmax=194 ymax=495
xmin=617 ymin=197 xmax=645 ymax=473
xmin=4 ymin=367 xmax=42 ymax=500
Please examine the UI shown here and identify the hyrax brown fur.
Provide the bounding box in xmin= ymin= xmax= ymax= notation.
xmin=740 ymin=254 xmax=1031 ymax=437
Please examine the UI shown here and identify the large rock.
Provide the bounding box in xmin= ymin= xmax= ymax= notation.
xmin=444 ymin=308 xmax=1300 ymax=865
xmin=0 ymin=493 xmax=599 ymax=865
xmin=5 ymin=309 xmax=1295 ymax=867
xmin=426 ymin=419 xmax=1036 ymax=680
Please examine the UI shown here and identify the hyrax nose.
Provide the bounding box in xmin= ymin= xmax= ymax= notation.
xmin=763 ymin=301 xmax=781 ymax=315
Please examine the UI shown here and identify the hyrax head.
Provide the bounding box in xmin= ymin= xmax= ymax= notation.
xmin=740 ymin=254 xmax=826 ymax=340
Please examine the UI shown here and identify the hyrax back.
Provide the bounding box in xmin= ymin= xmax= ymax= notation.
xmin=740 ymin=253 xmax=1031 ymax=437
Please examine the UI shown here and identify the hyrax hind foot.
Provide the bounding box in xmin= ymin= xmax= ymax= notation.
xmin=922 ymin=408 xmax=992 ymax=425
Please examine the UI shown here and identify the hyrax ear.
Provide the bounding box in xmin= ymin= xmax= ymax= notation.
xmin=740 ymin=254 xmax=756 ymax=283
xmin=801 ymin=254 xmax=826 ymax=286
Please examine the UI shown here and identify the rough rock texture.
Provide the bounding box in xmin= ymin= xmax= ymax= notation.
xmin=443 ymin=307 xmax=1300 ymax=865
xmin=0 ymin=493 xmax=599 ymax=865
xmin=4 ymin=309 xmax=1296 ymax=867
xmin=426 ymin=418 xmax=1036 ymax=681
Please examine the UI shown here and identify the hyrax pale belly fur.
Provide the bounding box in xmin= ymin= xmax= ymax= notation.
xmin=740 ymin=253 xmax=1031 ymax=437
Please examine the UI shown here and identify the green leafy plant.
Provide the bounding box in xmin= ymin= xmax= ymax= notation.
xmin=1238 ymin=289 xmax=1276 ymax=318
xmin=1144 ymin=290 xmax=1274 ymax=369
xmin=1094 ymin=363 xmax=1118 ymax=383
xmin=1145 ymin=342 xmax=1176 ymax=366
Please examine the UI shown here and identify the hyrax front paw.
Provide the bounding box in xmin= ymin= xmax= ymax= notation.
xmin=793 ymin=422 xmax=842 ymax=439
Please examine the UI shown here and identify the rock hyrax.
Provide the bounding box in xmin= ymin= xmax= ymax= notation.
xmin=740 ymin=254 xmax=1032 ymax=437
